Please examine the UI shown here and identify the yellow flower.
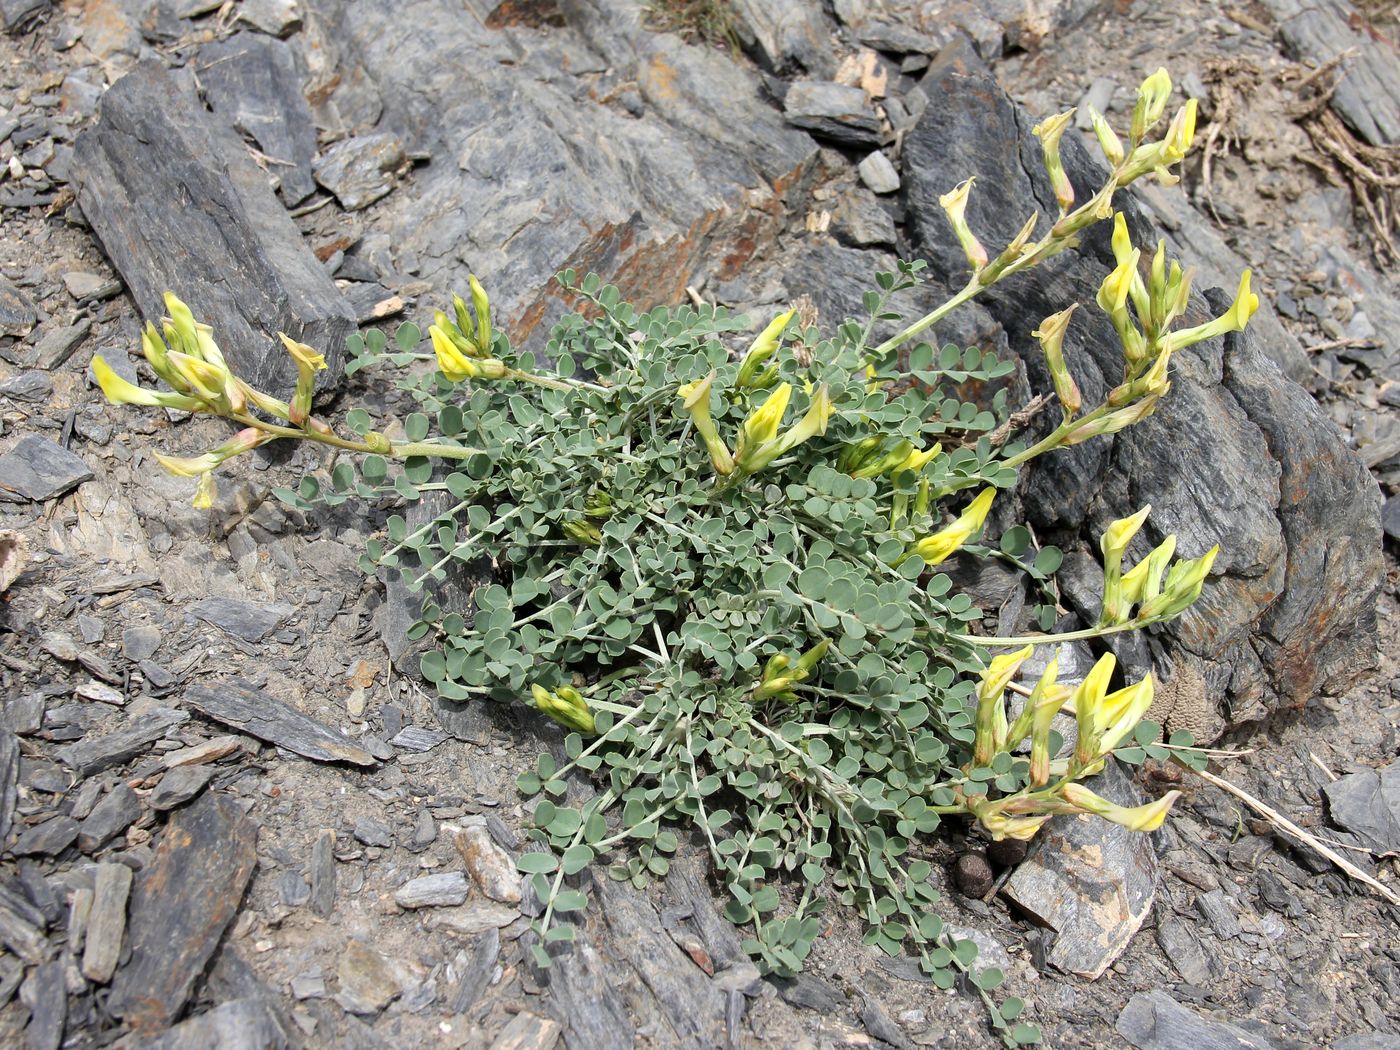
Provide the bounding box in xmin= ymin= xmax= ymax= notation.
xmin=163 ymin=293 xmax=200 ymax=356
xmin=939 ymin=178 xmax=988 ymax=270
xmin=280 ymin=333 xmax=327 ymax=426
xmin=742 ymin=383 xmax=792 ymax=449
xmin=192 ymin=472 xmax=216 ymax=510
xmin=1120 ymin=534 xmax=1177 ymax=607
xmin=1032 ymin=305 xmax=1081 ymax=416
xmin=1096 ymin=674 xmax=1155 ymax=754
xmin=1071 ymin=652 xmax=1116 ymax=767
xmin=431 ymin=324 xmax=479 ymax=382
xmin=91 ymin=356 xmax=201 ymax=411
xmin=1163 ymin=269 xmax=1258 ymax=353
xmin=165 ymin=350 xmax=231 ymax=407
xmin=904 ymin=487 xmax=996 ymax=566
xmin=1032 ymin=110 xmax=1076 ymax=211
xmin=677 ymin=369 xmax=736 ymax=476
xmin=1062 ymin=783 xmax=1182 ymax=832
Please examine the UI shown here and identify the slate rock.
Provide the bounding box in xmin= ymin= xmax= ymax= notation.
xmin=309 ymin=827 xmax=336 ymax=917
xmin=1002 ymin=761 xmax=1156 ymax=978
xmin=57 ymin=707 xmax=189 ymax=778
xmin=426 ymin=899 xmax=520 ymax=937
xmin=901 ymin=43 xmax=1382 ymax=732
xmin=856 ymin=150 xmax=899 ymax=194
xmin=727 ymin=0 xmax=834 ymax=76
xmin=1117 ymin=990 xmax=1278 ymax=1049
xmin=19 ymin=959 xmax=65 ymax=1050
xmin=832 ymin=187 xmax=896 ymax=248
xmin=199 ymin=34 xmax=317 ymax=205
xmin=1155 ymin=917 xmax=1213 ymax=985
xmin=134 ymin=997 xmax=289 ymax=1050
xmin=78 ymin=783 xmax=141 ymax=853
xmin=81 ymin=861 xmax=132 ymax=983
xmin=121 ymin=625 xmax=162 ymax=662
xmin=184 ymin=680 xmax=376 ymax=766
xmin=313 ymin=132 xmax=404 ymax=211
xmin=0 ymin=898 xmax=48 ymax=964
xmin=31 ymin=320 xmax=90 ymax=369
xmin=0 ymin=276 xmax=37 ymax=337
xmin=11 ymin=816 xmax=79 ymax=857
xmin=0 ymin=732 xmax=17 ymax=847
xmin=277 ymin=870 xmax=311 ymax=908
xmin=1267 ymin=0 xmax=1400 ymax=146
xmin=451 ymin=824 xmax=520 ymax=904
xmin=352 ymin=816 xmax=393 ymax=848
xmin=1 ymin=0 xmax=50 ymax=34
xmin=148 ymin=765 xmax=215 ymax=810
xmin=336 ymin=940 xmax=402 ymax=1015
xmin=237 ymin=0 xmax=301 ymax=37
xmin=0 ymin=436 xmax=94 ymax=504
xmin=63 ymin=271 xmax=122 ymax=301
xmin=1335 ymin=1037 xmax=1400 ymax=1050
xmin=74 ymin=62 xmax=353 ymax=396
xmin=1384 ymin=495 xmax=1400 ymax=544
xmin=783 ymin=81 xmax=884 ymax=146
xmin=490 ymin=1012 xmax=561 ymax=1050
xmin=109 ymin=793 xmax=259 ymax=1032
xmin=394 ymin=872 xmax=470 ymax=909
xmin=0 ymin=372 xmax=52 ymax=403
xmin=187 ymin=597 xmax=291 ymax=642
xmin=448 ymin=927 xmax=499 ymax=1013
xmin=390 ymin=725 xmax=448 ymax=753
xmin=1323 ymin=759 xmax=1400 ymax=856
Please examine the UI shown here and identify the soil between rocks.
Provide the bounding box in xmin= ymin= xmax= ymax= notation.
xmin=0 ymin=2 xmax=1398 ymax=1049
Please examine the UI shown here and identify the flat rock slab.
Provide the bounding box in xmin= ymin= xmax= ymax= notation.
xmin=199 ymin=34 xmax=318 ymax=205
xmin=186 ymin=596 xmax=292 ymax=642
xmin=783 ymin=81 xmax=884 ymax=146
xmin=0 ymin=731 xmax=17 ymax=847
xmin=108 ymin=793 xmax=259 ymax=1032
xmin=1003 ymin=761 xmax=1157 ymax=978
xmin=313 ymin=131 xmax=404 ymax=210
xmin=394 ymin=871 xmax=469 ymax=909
xmin=125 ymin=996 xmax=289 ymax=1050
xmin=56 ymin=707 xmax=189 ymax=778
xmin=1117 ymin=990 xmax=1278 ymax=1049
xmin=1323 ymin=758 xmax=1400 ymax=856
xmin=73 ymin=61 xmax=353 ymax=396
xmin=0 ymin=436 xmax=93 ymax=504
xmin=185 ymin=679 xmax=376 ymax=766
xmin=148 ymin=764 xmax=215 ymax=810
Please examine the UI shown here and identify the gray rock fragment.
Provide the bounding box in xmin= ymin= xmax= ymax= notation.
xmin=856 ymin=150 xmax=899 ymax=194
xmin=309 ymin=828 xmax=336 ymax=916
xmin=184 ymin=680 xmax=376 ymax=766
xmin=451 ymin=824 xmax=520 ymax=904
xmin=336 ymin=940 xmax=402 ymax=1015
xmin=728 ymin=0 xmax=834 ymax=76
xmin=1002 ymin=761 xmax=1156 ymax=978
xmin=11 ymin=816 xmax=80 ymax=857
xmin=148 ymin=765 xmax=215 ymax=810
xmin=19 ymin=959 xmax=65 ymax=1050
xmin=313 ymin=132 xmax=404 ymax=211
xmin=783 ymin=81 xmax=884 ymax=146
xmin=186 ymin=597 xmax=292 ymax=642
xmin=1117 ymin=989 xmax=1278 ymax=1049
xmin=56 ymin=707 xmax=188 ymax=778
xmin=108 ymin=794 xmax=259 ymax=1030
xmin=80 ymin=862 xmax=132 ymax=983
xmin=134 ymin=997 xmax=289 ymax=1050
xmin=0 ymin=276 xmax=37 ymax=337
xmin=0 ymin=0 xmax=50 ymax=35
xmin=1155 ymin=917 xmax=1213 ymax=985
xmin=237 ymin=0 xmax=301 ymax=37
xmin=448 ymin=928 xmax=498 ymax=1014
xmin=121 ymin=625 xmax=162 ymax=662
xmin=74 ymin=61 xmax=353 ymax=396
xmin=78 ymin=783 xmax=141 ymax=853
xmin=31 ymin=320 xmax=90 ymax=369
xmin=352 ymin=816 xmax=393 ymax=848
xmin=394 ymin=872 xmax=470 ymax=909
xmin=1323 ymin=759 xmax=1400 ymax=856
xmin=390 ymin=725 xmax=448 ymax=753
xmin=62 ymin=272 xmax=122 ymax=301
xmin=0 ymin=372 xmax=52 ymax=403
xmin=0 ymin=436 xmax=93 ymax=504
xmin=199 ymin=34 xmax=317 ymax=205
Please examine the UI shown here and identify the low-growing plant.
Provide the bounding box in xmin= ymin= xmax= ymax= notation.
xmin=95 ymin=70 xmax=1242 ymax=1043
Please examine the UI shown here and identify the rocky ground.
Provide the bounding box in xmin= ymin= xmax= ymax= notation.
xmin=0 ymin=1 xmax=1398 ymax=1049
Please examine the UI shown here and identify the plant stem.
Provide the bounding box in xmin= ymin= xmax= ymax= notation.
xmin=869 ymin=278 xmax=980 ymax=360
xmin=953 ymin=620 xmax=1143 ymax=647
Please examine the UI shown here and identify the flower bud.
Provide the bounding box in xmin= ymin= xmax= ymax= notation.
xmin=737 ymin=309 xmax=794 ymax=388
xmin=1072 ymin=652 xmax=1116 ymax=768
xmin=1089 ymin=106 xmax=1125 ymax=166
xmin=1120 ymin=533 xmax=1177 ymax=608
xmin=1032 ymin=110 xmax=1076 ymax=212
xmin=280 ymin=333 xmax=327 ymax=427
xmin=973 ymin=644 xmax=1033 ymax=766
xmin=1131 ymin=68 xmax=1173 ymax=143
xmin=1139 ymin=544 xmax=1219 ymax=621
xmin=742 ymin=383 xmax=792 ymax=450
xmin=163 ymin=293 xmax=200 ymax=357
xmin=468 ymin=275 xmax=493 ymax=354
